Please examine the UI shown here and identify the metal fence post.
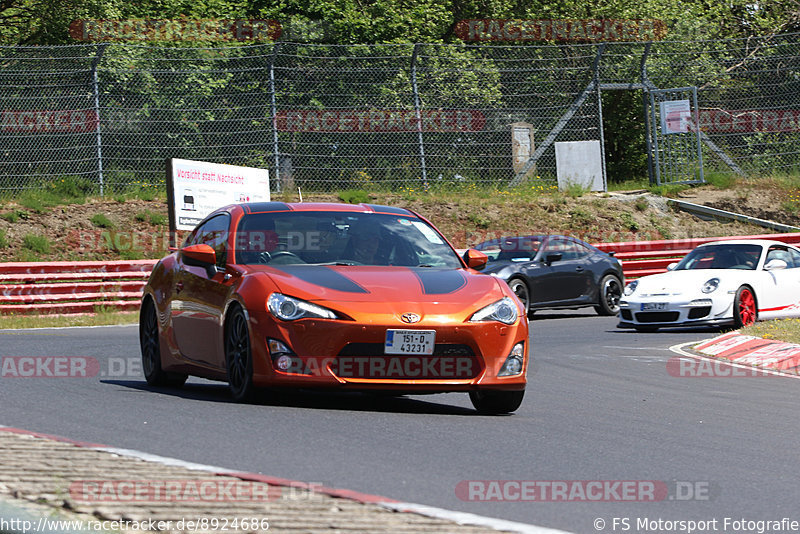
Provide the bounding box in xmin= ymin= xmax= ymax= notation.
xmin=640 ymin=43 xmax=656 ymax=185
xmin=91 ymin=44 xmax=108 ymax=196
xmin=269 ymin=43 xmax=282 ymax=193
xmin=410 ymin=44 xmax=428 ymax=188
xmin=595 ymin=43 xmax=607 ymax=190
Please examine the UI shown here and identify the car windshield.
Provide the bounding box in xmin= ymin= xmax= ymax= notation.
xmin=674 ymin=244 xmax=761 ymax=270
xmin=234 ymin=211 xmax=463 ymax=268
xmin=476 ymin=236 xmax=543 ymax=262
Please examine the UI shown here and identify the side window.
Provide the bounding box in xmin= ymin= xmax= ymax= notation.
xmin=188 ymin=214 xmax=230 ymax=268
xmin=571 ymin=240 xmax=591 ymax=259
xmin=766 ymin=246 xmax=792 ymax=268
xmin=545 ymin=238 xmax=580 ymax=261
xmin=789 ymin=248 xmax=800 ymax=269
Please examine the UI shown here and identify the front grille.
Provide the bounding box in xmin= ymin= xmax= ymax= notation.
xmin=635 ymin=311 xmax=680 ymax=323
xmin=334 ymin=343 xmax=480 ymax=379
xmin=620 ymin=310 xmax=633 ymax=320
xmin=688 ymin=307 xmax=712 ymax=319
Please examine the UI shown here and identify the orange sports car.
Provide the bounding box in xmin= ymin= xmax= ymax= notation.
xmin=139 ymin=202 xmax=528 ymax=414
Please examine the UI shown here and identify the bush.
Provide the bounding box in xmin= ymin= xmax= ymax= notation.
xmin=338 ymin=190 xmax=370 ymax=204
xmin=90 ymin=213 xmax=114 ymax=228
xmin=22 ymin=234 xmax=50 ymax=254
xmin=0 ymin=211 xmax=18 ymax=223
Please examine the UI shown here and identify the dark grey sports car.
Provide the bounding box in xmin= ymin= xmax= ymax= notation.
xmin=475 ymin=235 xmax=624 ymax=317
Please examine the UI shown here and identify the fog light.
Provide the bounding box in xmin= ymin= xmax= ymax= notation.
xmin=275 ymin=354 xmax=292 ymax=371
xmin=268 ymin=338 xmax=305 ymax=373
xmin=498 ymin=342 xmax=525 ymax=377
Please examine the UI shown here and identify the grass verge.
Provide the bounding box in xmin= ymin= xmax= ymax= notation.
xmin=740 ymin=318 xmax=800 ymax=344
xmin=0 ymin=311 xmax=139 ymax=329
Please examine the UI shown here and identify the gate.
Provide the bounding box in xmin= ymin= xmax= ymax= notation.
xmin=647 ymin=87 xmax=705 ymax=185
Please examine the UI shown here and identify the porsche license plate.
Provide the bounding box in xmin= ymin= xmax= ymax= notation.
xmin=641 ymin=302 xmax=668 ymax=311
xmin=385 ymin=330 xmax=435 ymax=355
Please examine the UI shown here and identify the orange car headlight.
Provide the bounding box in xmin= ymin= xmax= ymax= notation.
xmin=267 ymin=293 xmax=338 ymax=321
xmin=469 ymin=297 xmax=518 ymax=325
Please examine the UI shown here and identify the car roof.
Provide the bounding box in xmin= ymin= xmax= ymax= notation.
xmin=476 ymin=234 xmax=593 ymax=249
xmin=219 ymin=202 xmax=417 ymax=217
xmin=697 ymin=239 xmax=788 ymax=248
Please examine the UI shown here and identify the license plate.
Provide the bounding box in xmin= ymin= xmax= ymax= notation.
xmin=385 ymin=330 xmax=436 ymax=355
xmin=641 ymin=302 xmax=668 ymax=311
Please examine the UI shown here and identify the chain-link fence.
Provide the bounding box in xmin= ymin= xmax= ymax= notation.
xmin=1 ymin=34 xmax=799 ymax=197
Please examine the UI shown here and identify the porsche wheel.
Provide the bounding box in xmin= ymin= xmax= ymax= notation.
xmin=225 ymin=305 xmax=255 ymax=402
xmin=733 ymin=286 xmax=757 ymax=328
xmin=140 ymin=298 xmax=186 ymax=387
xmin=508 ymin=278 xmax=531 ymax=317
xmin=595 ymin=274 xmax=622 ymax=316
xmin=469 ymin=390 xmax=525 ymax=415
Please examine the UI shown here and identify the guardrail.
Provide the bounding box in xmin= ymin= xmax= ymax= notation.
xmin=0 ymin=260 xmax=156 ymax=315
xmin=593 ymin=232 xmax=800 ymax=279
xmin=2 ymin=232 xmax=800 ymax=315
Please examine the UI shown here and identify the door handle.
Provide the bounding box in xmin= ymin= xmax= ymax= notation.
xmin=575 ymin=266 xmax=584 ymax=272
xmin=175 ymin=281 xmax=184 ymax=293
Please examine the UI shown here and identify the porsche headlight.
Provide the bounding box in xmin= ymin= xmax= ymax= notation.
xmin=624 ymin=280 xmax=638 ymax=296
xmin=267 ymin=293 xmax=338 ymax=321
xmin=469 ymin=297 xmax=518 ymax=325
xmin=701 ymin=278 xmax=720 ymax=294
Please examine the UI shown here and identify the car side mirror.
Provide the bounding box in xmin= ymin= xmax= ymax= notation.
xmin=463 ymin=249 xmax=488 ymax=270
xmin=764 ymin=258 xmax=788 ymax=271
xmin=667 ymin=262 xmax=678 ymax=271
xmin=544 ymin=252 xmax=562 ymax=265
xmin=181 ymin=244 xmax=216 ymax=267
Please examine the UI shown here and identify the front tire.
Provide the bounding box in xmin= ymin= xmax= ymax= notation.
xmin=225 ymin=305 xmax=256 ymax=402
xmin=469 ymin=390 xmax=524 ymax=415
xmin=595 ymin=274 xmax=622 ymax=316
xmin=733 ymin=286 xmax=757 ymax=328
xmin=140 ymin=298 xmax=187 ymax=387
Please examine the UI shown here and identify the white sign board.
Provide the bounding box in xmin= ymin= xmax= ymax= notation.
xmin=555 ymin=140 xmax=605 ymax=192
xmin=660 ymin=99 xmax=692 ymax=134
xmin=167 ymin=158 xmax=270 ymax=231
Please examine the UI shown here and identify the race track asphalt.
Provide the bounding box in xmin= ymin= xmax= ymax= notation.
xmin=2 ymin=311 xmax=799 ymax=533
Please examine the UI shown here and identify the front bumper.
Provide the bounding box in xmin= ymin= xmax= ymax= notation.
xmin=617 ymin=296 xmax=733 ymax=329
xmin=248 ymin=309 xmax=529 ymax=391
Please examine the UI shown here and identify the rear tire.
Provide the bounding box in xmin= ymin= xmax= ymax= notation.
xmin=140 ymin=298 xmax=187 ymax=387
xmin=595 ymin=274 xmax=622 ymax=316
xmin=733 ymin=286 xmax=757 ymax=328
xmin=469 ymin=390 xmax=524 ymax=415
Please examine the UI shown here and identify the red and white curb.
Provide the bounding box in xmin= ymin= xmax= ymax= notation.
xmin=0 ymin=425 xmax=570 ymax=534
xmin=670 ymin=331 xmax=800 ymax=379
